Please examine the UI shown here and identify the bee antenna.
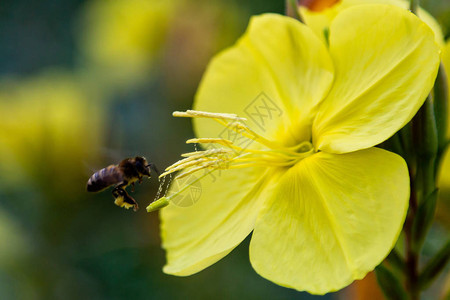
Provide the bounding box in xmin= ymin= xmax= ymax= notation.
xmin=147 ymin=163 xmax=160 ymax=176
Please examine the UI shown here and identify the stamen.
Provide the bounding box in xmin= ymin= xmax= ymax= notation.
xmin=160 ymin=148 xmax=235 ymax=178
xmin=164 ymin=158 xmax=210 ymax=174
xmin=174 ymin=110 xmax=283 ymax=151
xmin=165 ymin=148 xmax=231 ymax=171
xmin=186 ymin=138 xmax=234 ymax=147
xmin=173 ymin=110 xmax=247 ymax=121
xmin=181 ymin=148 xmax=230 ymax=157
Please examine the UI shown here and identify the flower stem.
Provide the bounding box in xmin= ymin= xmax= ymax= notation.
xmin=404 ymin=172 xmax=420 ymax=300
xmin=401 ymin=95 xmax=438 ymax=300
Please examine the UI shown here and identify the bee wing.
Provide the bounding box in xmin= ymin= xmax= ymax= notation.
xmin=99 ymin=147 xmax=144 ymax=163
xmin=99 ymin=147 xmax=125 ymax=162
xmin=83 ymin=147 xmax=126 ymax=176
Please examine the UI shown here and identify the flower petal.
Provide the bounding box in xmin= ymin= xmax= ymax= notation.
xmin=193 ymin=14 xmax=334 ymax=147
xmin=250 ymin=148 xmax=409 ymax=294
xmin=313 ymin=4 xmax=440 ymax=153
xmin=161 ymin=166 xmax=282 ymax=275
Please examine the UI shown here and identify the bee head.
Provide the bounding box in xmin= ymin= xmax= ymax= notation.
xmin=134 ymin=156 xmax=151 ymax=177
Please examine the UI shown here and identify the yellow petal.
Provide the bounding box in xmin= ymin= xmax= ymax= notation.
xmin=193 ymin=14 xmax=334 ymax=147
xmin=313 ymin=4 xmax=440 ymax=153
xmin=161 ymin=166 xmax=282 ymax=275
xmin=250 ymin=148 xmax=409 ymax=294
xmin=300 ymin=0 xmax=444 ymax=47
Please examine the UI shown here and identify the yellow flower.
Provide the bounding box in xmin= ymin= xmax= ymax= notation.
xmin=77 ymin=0 xmax=176 ymax=86
xmin=157 ymin=5 xmax=439 ymax=294
xmin=0 ymin=70 xmax=104 ymax=195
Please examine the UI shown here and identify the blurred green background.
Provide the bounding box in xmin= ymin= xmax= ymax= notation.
xmin=0 ymin=0 xmax=449 ymax=299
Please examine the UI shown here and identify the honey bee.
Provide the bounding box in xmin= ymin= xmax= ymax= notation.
xmin=87 ymin=156 xmax=159 ymax=211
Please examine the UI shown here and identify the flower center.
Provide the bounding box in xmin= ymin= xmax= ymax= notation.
xmin=160 ymin=110 xmax=315 ymax=180
xmin=147 ymin=110 xmax=315 ymax=212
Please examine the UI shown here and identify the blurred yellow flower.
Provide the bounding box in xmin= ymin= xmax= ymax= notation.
xmin=78 ymin=0 xmax=176 ymax=87
xmin=158 ymin=6 xmax=439 ymax=294
xmin=0 ymin=70 xmax=104 ymax=196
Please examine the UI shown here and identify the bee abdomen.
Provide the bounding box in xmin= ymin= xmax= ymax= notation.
xmin=87 ymin=165 xmax=124 ymax=192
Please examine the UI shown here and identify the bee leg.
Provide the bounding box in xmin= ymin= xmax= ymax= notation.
xmin=112 ymin=186 xmax=139 ymax=211
xmin=131 ymin=182 xmax=135 ymax=192
xmin=139 ymin=176 xmax=143 ymax=184
xmin=121 ymin=188 xmax=139 ymax=211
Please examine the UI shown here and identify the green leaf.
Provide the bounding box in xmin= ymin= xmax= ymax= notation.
xmin=413 ymin=96 xmax=438 ymax=159
xmin=375 ymin=264 xmax=407 ymax=300
xmin=411 ymin=189 xmax=438 ymax=252
xmin=418 ymin=240 xmax=450 ymax=290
